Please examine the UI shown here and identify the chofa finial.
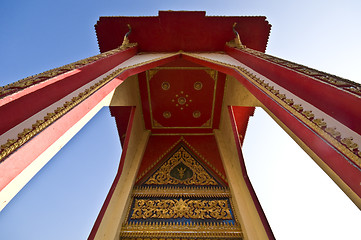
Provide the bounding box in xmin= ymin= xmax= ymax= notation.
xmin=119 ymin=24 xmax=137 ymax=49
xmin=226 ymin=22 xmax=245 ymax=49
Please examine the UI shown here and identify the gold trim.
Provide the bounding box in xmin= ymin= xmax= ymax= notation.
xmin=120 ymin=221 xmax=243 ymax=238
xmin=150 ymin=133 xmax=215 ymax=136
xmin=183 ymin=52 xmax=361 ymax=167
xmin=130 ymin=198 xmax=232 ymax=220
xmin=0 ymin=47 xmax=130 ymax=99
xmin=152 ymin=67 xmax=211 ymax=70
xmin=132 ymin=186 xmax=230 ymax=198
xmin=240 ymin=47 xmax=361 ymax=98
xmin=0 ymin=52 xmax=179 ymax=162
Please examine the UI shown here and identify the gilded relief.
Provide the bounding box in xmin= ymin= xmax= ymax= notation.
xmin=121 ymin=141 xmax=241 ymax=239
xmin=144 ymin=146 xmax=218 ymax=186
xmin=131 ymin=198 xmax=232 ymax=220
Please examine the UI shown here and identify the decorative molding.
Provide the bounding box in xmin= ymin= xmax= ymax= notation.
xmin=0 ymin=52 xmax=179 ymax=163
xmin=183 ymin=52 xmax=361 ymax=167
xmin=130 ymin=198 xmax=232 ymax=220
xmin=0 ymin=47 xmax=131 ymax=99
xmin=144 ymin=146 xmax=218 ymax=186
xmin=240 ymin=47 xmax=361 ymax=98
xmin=120 ymin=221 xmax=243 ymax=238
xmin=132 ymin=186 xmax=230 ymax=198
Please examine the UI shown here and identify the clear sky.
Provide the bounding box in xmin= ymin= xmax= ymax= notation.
xmin=0 ymin=0 xmax=360 ymax=239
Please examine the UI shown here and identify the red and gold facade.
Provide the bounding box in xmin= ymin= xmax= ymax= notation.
xmin=1 ymin=11 xmax=361 ymax=240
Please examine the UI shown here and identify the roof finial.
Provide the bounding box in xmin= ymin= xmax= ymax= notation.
xmin=119 ymin=24 xmax=137 ymax=49
xmin=226 ymin=22 xmax=245 ymax=49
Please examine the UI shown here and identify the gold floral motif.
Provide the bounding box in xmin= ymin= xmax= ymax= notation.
xmin=302 ymin=110 xmax=315 ymax=120
xmin=292 ymin=104 xmax=303 ymax=112
xmin=341 ymin=137 xmax=358 ymax=151
xmin=136 ymin=137 xmax=227 ymax=184
xmin=145 ymin=147 xmax=218 ymax=186
xmin=325 ymin=127 xmax=341 ymax=139
xmin=312 ymin=118 xmax=327 ymax=128
xmin=131 ymin=198 xmax=232 ymax=220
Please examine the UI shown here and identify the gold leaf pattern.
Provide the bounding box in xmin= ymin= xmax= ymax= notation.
xmin=145 ymin=147 xmax=217 ymax=186
xmin=131 ymin=198 xmax=232 ymax=220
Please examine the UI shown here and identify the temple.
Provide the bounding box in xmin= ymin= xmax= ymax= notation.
xmin=1 ymin=11 xmax=361 ymax=240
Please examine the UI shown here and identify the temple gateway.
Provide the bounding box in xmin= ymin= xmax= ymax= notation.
xmin=1 ymin=11 xmax=361 ymax=240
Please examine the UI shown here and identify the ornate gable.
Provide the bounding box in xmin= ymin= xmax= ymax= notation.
xmin=138 ymin=144 xmax=224 ymax=188
xmin=119 ymin=142 xmax=243 ymax=239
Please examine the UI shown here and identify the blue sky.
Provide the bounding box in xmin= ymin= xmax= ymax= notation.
xmin=0 ymin=0 xmax=361 ymax=239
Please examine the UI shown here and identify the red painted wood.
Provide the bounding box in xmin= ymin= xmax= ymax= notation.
xmin=226 ymin=46 xmax=361 ymax=135
xmin=232 ymin=106 xmax=255 ymax=145
xmin=88 ymin=107 xmax=135 ymax=240
xmin=0 ymin=76 xmax=125 ymax=192
xmin=95 ymin=11 xmax=271 ymax=53
xmin=0 ymin=47 xmax=137 ymax=136
xmin=0 ymin=53 xmax=182 ymax=192
xmin=137 ymin=57 xmax=226 ymax=134
xmin=110 ymin=106 xmax=133 ymax=146
xmin=182 ymin=53 xmax=361 ymax=199
xmin=228 ymin=106 xmax=275 ymax=240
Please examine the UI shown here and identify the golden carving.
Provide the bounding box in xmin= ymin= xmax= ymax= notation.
xmin=284 ymin=98 xmax=294 ymax=105
xmin=341 ymin=137 xmax=358 ymax=151
xmin=0 ymin=47 xmax=130 ymax=99
xmin=136 ymin=137 xmax=227 ymax=184
xmin=119 ymin=24 xmax=138 ymax=50
xmin=145 ymin=147 xmax=218 ymax=186
xmin=182 ymin=52 xmax=361 ymax=167
xmin=120 ymin=221 xmax=243 ymax=238
xmin=312 ymin=118 xmax=327 ymax=129
xmin=133 ymin=186 xmax=230 ymax=198
xmin=131 ymin=198 xmax=232 ymax=220
xmin=240 ymin=47 xmax=361 ymax=97
xmin=325 ymin=127 xmax=341 ymax=139
xmin=226 ymin=22 xmax=245 ymax=49
xmin=0 ymin=52 xmax=179 ymax=163
xmin=292 ymin=104 xmax=303 ymax=112
xmin=302 ymin=110 xmax=315 ymax=120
